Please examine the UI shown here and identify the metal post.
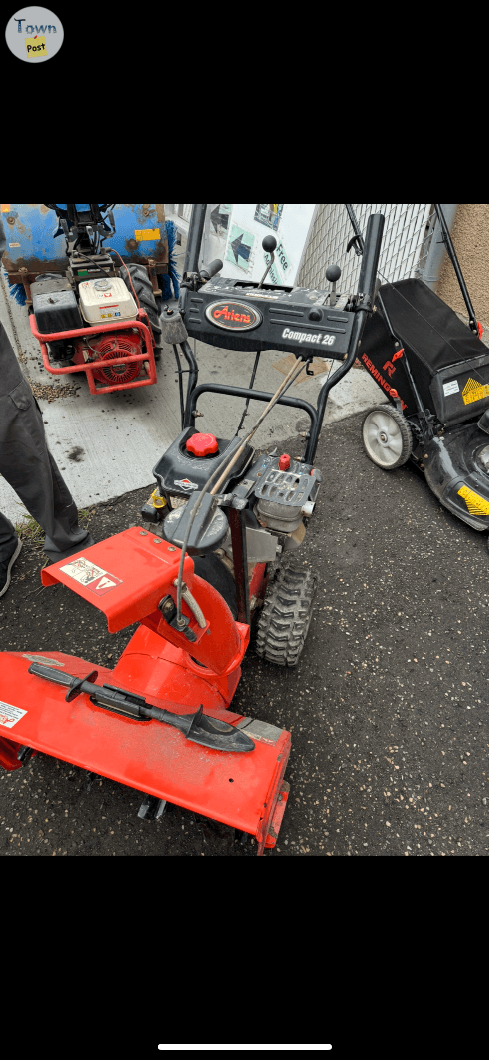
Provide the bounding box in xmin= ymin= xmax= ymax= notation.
xmin=432 ymin=204 xmax=478 ymax=333
xmin=422 ymin=204 xmax=458 ymax=290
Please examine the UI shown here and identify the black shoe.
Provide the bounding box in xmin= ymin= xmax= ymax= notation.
xmin=0 ymin=539 xmax=22 ymax=598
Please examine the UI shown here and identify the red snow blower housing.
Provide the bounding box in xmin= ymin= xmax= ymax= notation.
xmin=0 ymin=206 xmax=385 ymax=853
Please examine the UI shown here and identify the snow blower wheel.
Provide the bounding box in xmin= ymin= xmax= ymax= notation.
xmin=256 ymin=560 xmax=318 ymax=668
xmin=122 ymin=264 xmax=163 ymax=361
xmin=362 ymin=406 xmax=413 ymax=470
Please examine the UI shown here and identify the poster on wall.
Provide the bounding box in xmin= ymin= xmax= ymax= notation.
xmin=203 ymin=204 xmax=318 ymax=288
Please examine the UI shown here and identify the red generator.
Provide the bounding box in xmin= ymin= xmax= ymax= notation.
xmin=27 ymin=205 xmax=161 ymax=394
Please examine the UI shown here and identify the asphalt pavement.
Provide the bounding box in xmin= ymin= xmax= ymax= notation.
xmin=2 ymin=414 xmax=488 ymax=856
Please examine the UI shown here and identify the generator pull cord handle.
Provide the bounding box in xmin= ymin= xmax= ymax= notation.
xmin=433 ymin=204 xmax=479 ymax=335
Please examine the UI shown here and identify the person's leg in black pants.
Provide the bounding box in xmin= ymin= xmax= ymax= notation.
xmin=0 ymin=320 xmax=93 ymax=574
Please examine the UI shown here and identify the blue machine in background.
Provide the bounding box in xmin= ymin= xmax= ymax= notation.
xmin=0 ymin=203 xmax=179 ymax=305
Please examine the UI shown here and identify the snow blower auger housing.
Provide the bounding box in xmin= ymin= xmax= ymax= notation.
xmin=0 ymin=206 xmax=386 ymax=854
xmin=356 ymin=204 xmax=489 ymax=541
xmin=12 ymin=204 xmax=168 ymax=394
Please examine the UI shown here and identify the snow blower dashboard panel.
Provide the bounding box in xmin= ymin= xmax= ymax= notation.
xmin=183 ymin=277 xmax=355 ymax=356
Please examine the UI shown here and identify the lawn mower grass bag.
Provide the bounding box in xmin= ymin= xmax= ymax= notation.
xmin=360 ymin=277 xmax=489 ymax=427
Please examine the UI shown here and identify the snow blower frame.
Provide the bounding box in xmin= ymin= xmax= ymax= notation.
xmin=0 ymin=205 xmax=385 ymax=854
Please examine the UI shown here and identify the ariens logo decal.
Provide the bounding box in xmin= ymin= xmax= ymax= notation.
xmin=206 ymin=301 xmax=262 ymax=331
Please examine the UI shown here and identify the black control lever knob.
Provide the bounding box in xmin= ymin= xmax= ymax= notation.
xmin=326 ymin=265 xmax=342 ymax=283
xmin=262 ymin=235 xmax=277 ymax=253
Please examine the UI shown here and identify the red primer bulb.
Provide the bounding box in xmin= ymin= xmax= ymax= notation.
xmin=279 ymin=454 xmax=291 ymax=471
xmin=186 ymin=433 xmax=219 ymax=457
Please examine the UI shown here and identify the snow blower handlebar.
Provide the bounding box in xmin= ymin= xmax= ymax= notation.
xmin=308 ymin=213 xmax=386 ymax=463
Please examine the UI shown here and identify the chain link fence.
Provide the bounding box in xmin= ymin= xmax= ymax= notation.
xmin=297 ymin=204 xmax=437 ymax=293
xmin=169 ymin=204 xmax=441 ymax=296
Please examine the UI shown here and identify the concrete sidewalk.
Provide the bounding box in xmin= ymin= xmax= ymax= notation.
xmin=0 ymin=268 xmax=386 ymax=525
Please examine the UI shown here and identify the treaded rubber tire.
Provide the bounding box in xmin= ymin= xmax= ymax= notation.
xmin=362 ymin=406 xmax=413 ymax=470
xmin=255 ymin=559 xmax=318 ymax=668
xmin=122 ymin=264 xmax=162 ymax=360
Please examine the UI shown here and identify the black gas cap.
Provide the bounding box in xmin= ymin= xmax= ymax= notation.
xmin=309 ymin=309 xmax=322 ymax=322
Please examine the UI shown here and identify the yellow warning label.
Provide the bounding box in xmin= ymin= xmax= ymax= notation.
xmin=0 ymin=204 xmax=10 ymax=212
xmin=25 ymin=35 xmax=47 ymax=59
xmin=458 ymin=485 xmax=489 ymax=516
xmin=462 ymin=377 xmax=489 ymax=405
xmin=134 ymin=228 xmax=161 ymax=242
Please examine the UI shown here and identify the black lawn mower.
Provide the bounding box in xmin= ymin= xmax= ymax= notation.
xmin=353 ymin=204 xmax=489 ymax=543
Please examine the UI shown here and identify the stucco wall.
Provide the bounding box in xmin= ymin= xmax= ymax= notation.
xmin=437 ymin=204 xmax=489 ymax=327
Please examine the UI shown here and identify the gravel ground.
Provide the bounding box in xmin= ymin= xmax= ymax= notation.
xmin=1 ymin=413 xmax=489 ymax=856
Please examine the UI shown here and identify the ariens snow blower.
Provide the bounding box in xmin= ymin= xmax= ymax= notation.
xmin=0 ymin=206 xmax=385 ymax=854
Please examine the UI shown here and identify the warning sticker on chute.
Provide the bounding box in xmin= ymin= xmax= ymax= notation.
xmin=0 ymin=702 xmax=27 ymax=729
xmin=60 ymin=557 xmax=122 ymax=596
